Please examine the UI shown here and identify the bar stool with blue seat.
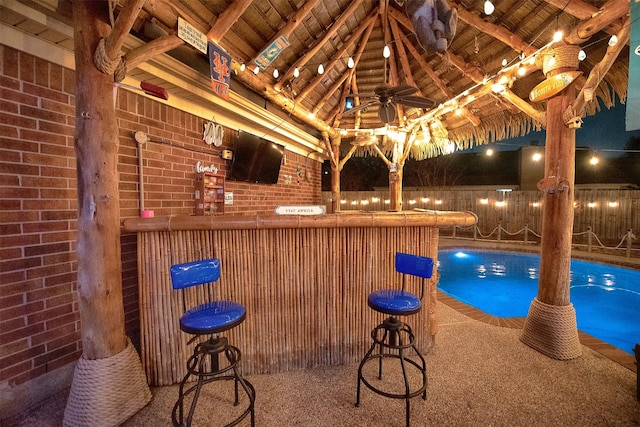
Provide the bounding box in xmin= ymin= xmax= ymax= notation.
xmin=356 ymin=252 xmax=434 ymax=427
xmin=170 ymin=258 xmax=255 ymax=427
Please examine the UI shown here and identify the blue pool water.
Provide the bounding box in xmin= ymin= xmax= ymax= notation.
xmin=437 ymin=250 xmax=640 ymax=355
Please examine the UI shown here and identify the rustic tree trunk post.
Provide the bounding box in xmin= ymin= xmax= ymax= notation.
xmin=63 ymin=2 xmax=151 ymax=425
xmin=331 ymin=137 xmax=341 ymax=213
xmin=389 ymin=168 xmax=403 ymax=211
xmin=520 ymin=47 xmax=582 ymax=359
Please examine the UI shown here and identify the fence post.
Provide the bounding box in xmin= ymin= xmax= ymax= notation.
xmin=473 ymin=225 xmax=477 ymax=241
xmin=497 ymin=221 xmax=502 ymax=241
xmin=587 ymin=226 xmax=592 ymax=253
xmin=452 ymin=225 xmax=457 ymax=239
xmin=524 ymin=224 xmax=529 ymax=245
xmin=627 ymin=229 xmax=633 ymax=258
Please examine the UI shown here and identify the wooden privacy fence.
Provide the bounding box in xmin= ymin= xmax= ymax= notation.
xmin=325 ymin=189 xmax=640 ymax=252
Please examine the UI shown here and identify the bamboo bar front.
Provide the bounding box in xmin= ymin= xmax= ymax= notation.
xmin=123 ymin=211 xmax=477 ymax=386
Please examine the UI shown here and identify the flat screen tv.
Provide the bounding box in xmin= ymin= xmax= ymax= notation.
xmin=229 ymin=131 xmax=284 ymax=184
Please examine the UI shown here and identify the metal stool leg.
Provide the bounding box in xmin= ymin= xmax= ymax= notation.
xmin=355 ymin=317 xmax=428 ymax=427
xmin=172 ymin=336 xmax=256 ymax=427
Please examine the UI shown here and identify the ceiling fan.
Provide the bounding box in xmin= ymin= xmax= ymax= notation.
xmin=344 ymin=84 xmax=436 ymax=124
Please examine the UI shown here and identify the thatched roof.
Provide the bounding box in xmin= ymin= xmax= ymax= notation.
xmin=2 ymin=0 xmax=631 ymax=159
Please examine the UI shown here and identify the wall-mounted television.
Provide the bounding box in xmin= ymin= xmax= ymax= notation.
xmin=229 ymin=131 xmax=284 ymax=184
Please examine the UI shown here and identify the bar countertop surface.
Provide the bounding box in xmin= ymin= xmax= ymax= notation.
xmin=122 ymin=210 xmax=478 ymax=232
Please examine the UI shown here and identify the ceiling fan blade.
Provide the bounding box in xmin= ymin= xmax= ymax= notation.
xmin=378 ymin=103 xmax=397 ymax=123
xmin=387 ymin=84 xmax=418 ymax=97
xmin=342 ymin=100 xmax=376 ymax=115
xmin=395 ymin=95 xmax=437 ymax=109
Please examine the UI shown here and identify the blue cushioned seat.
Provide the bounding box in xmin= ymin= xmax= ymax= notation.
xmin=179 ymin=300 xmax=246 ymax=335
xmin=368 ymin=289 xmax=421 ymax=316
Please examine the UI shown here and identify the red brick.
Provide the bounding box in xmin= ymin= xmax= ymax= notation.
xmin=0 ymin=360 xmax=31 ymax=383
xmin=45 ymin=311 xmax=79 ymax=330
xmin=0 ymin=344 xmax=45 ymax=371
xmin=19 ymin=52 xmax=35 ymax=83
xmin=44 ymin=272 xmax=76 ymax=288
xmin=31 ymin=323 xmax=77 ymax=347
xmin=0 ymin=322 xmax=45 ymax=346
xmin=24 ymin=242 xmax=71 ymax=258
xmin=0 ymin=337 xmax=28 ymax=358
xmin=2 ymin=47 xmax=19 ymax=78
xmin=50 ymin=63 xmax=63 ymax=91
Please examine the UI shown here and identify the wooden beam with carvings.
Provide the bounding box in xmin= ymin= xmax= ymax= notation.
xmin=273 ymin=0 xmax=365 ymax=92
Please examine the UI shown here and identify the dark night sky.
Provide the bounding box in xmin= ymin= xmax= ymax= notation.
xmin=466 ymin=100 xmax=640 ymax=157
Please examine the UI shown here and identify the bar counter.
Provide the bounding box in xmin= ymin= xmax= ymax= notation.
xmin=123 ymin=210 xmax=477 ymax=386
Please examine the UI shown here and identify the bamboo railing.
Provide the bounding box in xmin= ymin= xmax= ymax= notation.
xmin=123 ymin=211 xmax=477 ymax=386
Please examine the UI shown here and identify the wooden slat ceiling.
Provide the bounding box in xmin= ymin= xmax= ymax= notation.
xmin=4 ymin=0 xmax=631 ymax=158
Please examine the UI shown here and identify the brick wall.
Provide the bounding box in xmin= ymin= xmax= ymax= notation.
xmin=0 ymin=45 xmax=322 ymax=394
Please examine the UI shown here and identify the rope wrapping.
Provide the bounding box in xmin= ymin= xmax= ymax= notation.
xmin=520 ymin=297 xmax=582 ymax=360
xmin=63 ymin=338 xmax=151 ymax=427
xmin=94 ymin=38 xmax=125 ymax=77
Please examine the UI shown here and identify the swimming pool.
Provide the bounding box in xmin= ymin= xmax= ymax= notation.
xmin=437 ymin=249 xmax=640 ymax=355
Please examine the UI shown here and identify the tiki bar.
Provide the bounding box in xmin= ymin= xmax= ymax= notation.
xmin=2 ymin=1 xmax=639 ymax=426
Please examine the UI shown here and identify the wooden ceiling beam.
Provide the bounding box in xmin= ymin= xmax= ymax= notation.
xmin=250 ymin=0 xmax=324 ymax=66
xmin=543 ymin=0 xmax=624 ymax=35
xmin=125 ymin=34 xmax=184 ymax=71
xmin=564 ymin=0 xmax=630 ymax=45
xmin=207 ymin=0 xmax=253 ymax=43
xmin=567 ymin=16 xmax=630 ymax=123
xmin=296 ymin=9 xmax=377 ymax=103
xmin=95 ymin=0 xmax=147 ymax=74
xmin=453 ymin=4 xmax=537 ymax=56
xmin=273 ymin=0 xmax=365 ymax=92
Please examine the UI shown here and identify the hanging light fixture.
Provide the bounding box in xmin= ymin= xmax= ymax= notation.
xmin=347 ymin=57 xmax=355 ymax=69
xmin=383 ymin=45 xmax=391 ymax=58
xmin=578 ymin=50 xmax=587 ymax=61
xmin=293 ymin=67 xmax=300 ymax=78
xmin=484 ymin=1 xmax=495 ymax=15
xmin=553 ymin=30 xmax=563 ymax=42
xmin=317 ymin=64 xmax=324 ymax=74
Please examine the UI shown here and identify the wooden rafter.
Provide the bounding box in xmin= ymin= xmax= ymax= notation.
xmin=273 ymin=0 xmax=365 ymax=92
xmin=566 ymin=16 xmax=630 ymax=123
xmin=543 ymin=0 xmax=624 ymax=35
xmin=102 ymin=0 xmax=147 ymax=62
xmin=207 ymin=0 xmax=253 ymax=42
xmin=564 ymin=0 xmax=630 ymax=44
xmin=125 ymin=34 xmax=183 ymax=72
xmin=250 ymin=0 xmax=324 ymax=66
xmin=296 ymin=9 xmax=378 ymax=103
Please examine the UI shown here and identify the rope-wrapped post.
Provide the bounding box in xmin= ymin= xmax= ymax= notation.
xmin=520 ymin=298 xmax=582 ymax=360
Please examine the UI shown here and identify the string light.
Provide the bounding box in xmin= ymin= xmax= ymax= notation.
xmin=484 ymin=1 xmax=495 ymax=15
xmin=608 ymin=35 xmax=618 ymax=46
xmin=272 ymin=69 xmax=279 ymax=78
xmin=502 ymin=58 xmax=508 ymax=67
xmin=317 ymin=64 xmax=324 ymax=74
xmin=553 ymin=30 xmax=563 ymax=42
xmin=293 ymin=67 xmax=300 ymax=78
xmin=532 ymin=152 xmax=542 ymax=162
xmin=240 ymin=63 xmax=246 ymax=72
xmin=383 ymin=45 xmax=391 ymax=58
xmin=253 ymin=66 xmax=260 ymax=74
xmin=347 ymin=57 xmax=355 ymax=68
xmin=578 ymin=50 xmax=586 ymax=61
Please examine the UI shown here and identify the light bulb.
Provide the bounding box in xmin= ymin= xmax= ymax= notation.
xmin=608 ymin=35 xmax=618 ymax=46
xmin=553 ymin=30 xmax=563 ymax=42
xmin=293 ymin=67 xmax=300 ymax=78
xmin=383 ymin=45 xmax=391 ymax=58
xmin=240 ymin=63 xmax=246 ymax=72
xmin=486 ymin=148 xmax=494 ymax=156
xmin=253 ymin=66 xmax=260 ymax=74
xmin=578 ymin=50 xmax=586 ymax=61
xmin=317 ymin=64 xmax=324 ymax=74
xmin=272 ymin=69 xmax=279 ymax=78
xmin=502 ymin=58 xmax=507 ymax=67
xmin=532 ymin=152 xmax=542 ymax=162
xmin=347 ymin=57 xmax=355 ymax=68
xmin=517 ymin=66 xmax=526 ymax=76
xmin=484 ymin=1 xmax=495 ymax=15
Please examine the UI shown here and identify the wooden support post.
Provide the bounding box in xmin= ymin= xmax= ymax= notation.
xmin=63 ymin=2 xmax=150 ymax=425
xmin=520 ymin=81 xmax=581 ymax=360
